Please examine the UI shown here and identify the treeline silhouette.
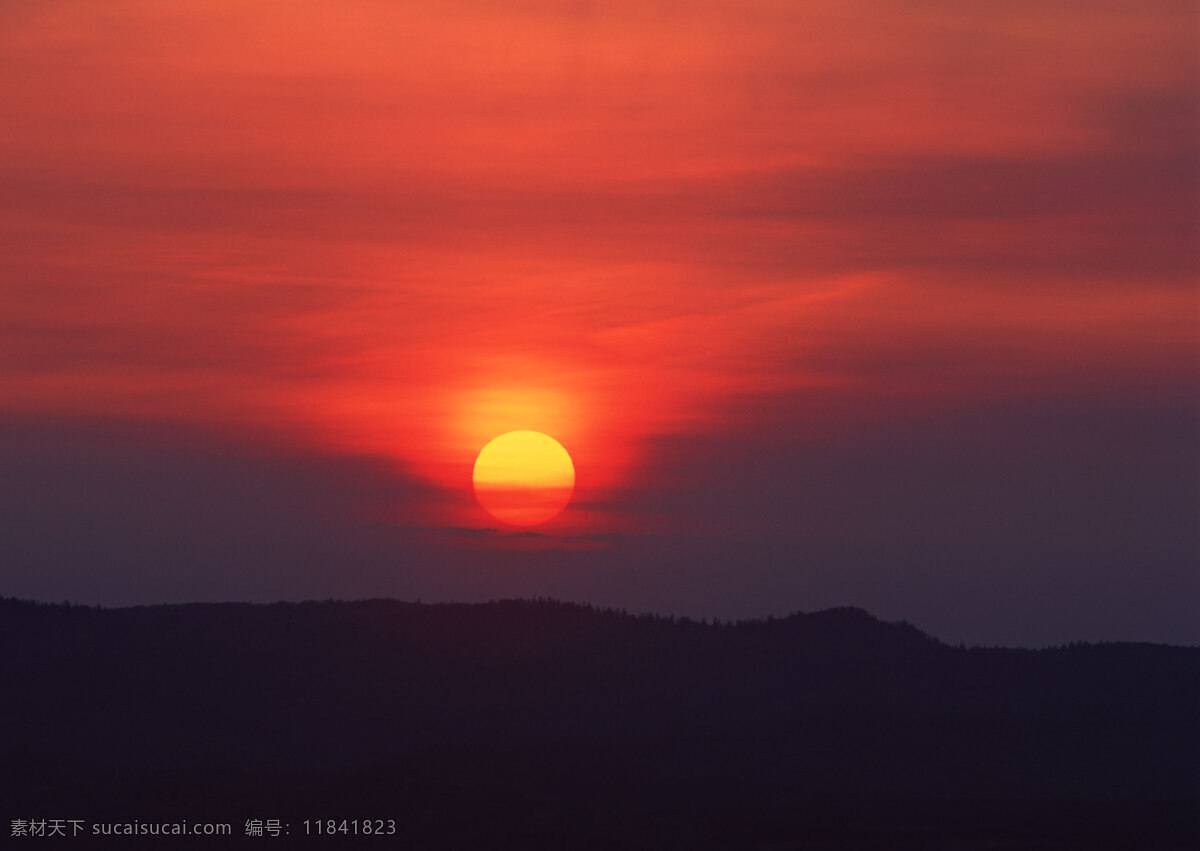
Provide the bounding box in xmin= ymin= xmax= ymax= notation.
xmin=1 ymin=597 xmax=1196 ymax=848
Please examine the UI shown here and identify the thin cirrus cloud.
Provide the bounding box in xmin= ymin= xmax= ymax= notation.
xmin=0 ymin=1 xmax=1195 ymax=642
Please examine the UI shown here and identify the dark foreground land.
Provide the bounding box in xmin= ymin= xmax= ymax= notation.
xmin=1 ymin=597 xmax=1196 ymax=848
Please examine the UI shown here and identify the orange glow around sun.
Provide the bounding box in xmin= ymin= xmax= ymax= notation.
xmin=472 ymin=431 xmax=576 ymax=527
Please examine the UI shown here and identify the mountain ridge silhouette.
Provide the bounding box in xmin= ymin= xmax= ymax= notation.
xmin=2 ymin=596 xmax=1196 ymax=847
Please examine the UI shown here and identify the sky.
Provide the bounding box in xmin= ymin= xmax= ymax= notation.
xmin=1 ymin=0 xmax=1196 ymax=646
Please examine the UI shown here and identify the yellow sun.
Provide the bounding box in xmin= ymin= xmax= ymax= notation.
xmin=472 ymin=431 xmax=575 ymax=527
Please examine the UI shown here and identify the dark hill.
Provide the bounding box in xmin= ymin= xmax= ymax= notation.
xmin=1 ymin=597 xmax=1196 ymax=848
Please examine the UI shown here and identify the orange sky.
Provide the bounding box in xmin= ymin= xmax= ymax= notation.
xmin=1 ymin=1 xmax=1196 ymax=543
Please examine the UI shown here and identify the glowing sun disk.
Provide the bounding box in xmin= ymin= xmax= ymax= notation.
xmin=472 ymin=431 xmax=575 ymax=526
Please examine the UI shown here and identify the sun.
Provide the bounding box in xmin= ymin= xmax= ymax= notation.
xmin=472 ymin=431 xmax=575 ymax=527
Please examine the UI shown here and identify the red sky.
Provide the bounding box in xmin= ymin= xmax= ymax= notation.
xmin=1 ymin=1 xmax=1196 ymax=644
